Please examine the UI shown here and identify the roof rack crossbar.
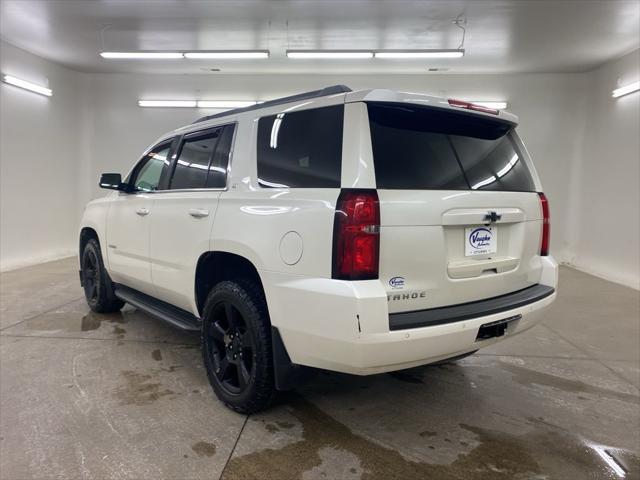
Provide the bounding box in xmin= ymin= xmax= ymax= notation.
xmin=192 ymin=84 xmax=352 ymax=124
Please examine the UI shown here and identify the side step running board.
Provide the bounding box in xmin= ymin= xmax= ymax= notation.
xmin=114 ymin=285 xmax=200 ymax=332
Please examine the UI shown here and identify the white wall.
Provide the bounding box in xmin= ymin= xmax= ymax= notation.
xmin=84 ymin=72 xmax=590 ymax=265
xmin=568 ymin=50 xmax=640 ymax=288
xmin=0 ymin=42 xmax=82 ymax=270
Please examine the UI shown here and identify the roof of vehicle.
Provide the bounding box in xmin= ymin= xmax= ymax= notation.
xmin=192 ymin=84 xmax=353 ymax=124
xmin=156 ymin=85 xmax=519 ymax=144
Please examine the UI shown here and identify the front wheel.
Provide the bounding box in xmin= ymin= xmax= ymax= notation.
xmin=81 ymin=238 xmax=124 ymax=313
xmin=201 ymin=280 xmax=276 ymax=413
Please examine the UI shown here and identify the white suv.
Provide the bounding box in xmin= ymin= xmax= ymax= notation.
xmin=79 ymin=85 xmax=558 ymax=412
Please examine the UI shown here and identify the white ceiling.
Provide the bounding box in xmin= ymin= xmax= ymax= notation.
xmin=1 ymin=0 xmax=639 ymax=75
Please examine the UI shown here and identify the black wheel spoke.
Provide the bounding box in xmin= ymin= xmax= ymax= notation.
xmin=238 ymin=362 xmax=250 ymax=389
xmin=208 ymin=321 xmax=226 ymax=342
xmin=216 ymin=357 xmax=230 ymax=380
xmin=224 ymin=302 xmax=239 ymax=328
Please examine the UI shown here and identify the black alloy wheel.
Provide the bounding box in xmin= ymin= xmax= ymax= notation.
xmin=201 ymin=280 xmax=275 ymax=413
xmin=204 ymin=300 xmax=256 ymax=394
xmin=82 ymin=248 xmax=100 ymax=303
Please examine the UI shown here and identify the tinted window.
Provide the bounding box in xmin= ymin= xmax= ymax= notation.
xmin=368 ymin=103 xmax=535 ymax=192
xmin=257 ymin=105 xmax=343 ymax=188
xmin=450 ymin=136 xmax=534 ymax=191
xmin=170 ymin=129 xmax=220 ymax=190
xmin=205 ymin=124 xmax=235 ymax=188
xmin=133 ymin=144 xmax=171 ymax=191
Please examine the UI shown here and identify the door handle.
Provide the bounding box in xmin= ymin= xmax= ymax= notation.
xmin=188 ymin=208 xmax=209 ymax=218
xmin=135 ymin=208 xmax=150 ymax=216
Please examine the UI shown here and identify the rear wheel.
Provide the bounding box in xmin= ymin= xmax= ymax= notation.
xmin=81 ymin=238 xmax=124 ymax=313
xmin=201 ymin=280 xmax=275 ymax=413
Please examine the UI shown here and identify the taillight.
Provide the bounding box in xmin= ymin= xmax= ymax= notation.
xmin=538 ymin=192 xmax=550 ymax=256
xmin=332 ymin=189 xmax=380 ymax=280
xmin=448 ymin=98 xmax=499 ymax=115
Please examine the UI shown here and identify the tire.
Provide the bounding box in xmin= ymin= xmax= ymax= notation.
xmin=81 ymin=238 xmax=124 ymax=313
xmin=201 ymin=280 xmax=276 ymax=414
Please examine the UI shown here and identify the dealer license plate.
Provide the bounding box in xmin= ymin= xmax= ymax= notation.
xmin=465 ymin=226 xmax=497 ymax=257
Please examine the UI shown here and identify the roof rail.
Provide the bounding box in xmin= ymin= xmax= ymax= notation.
xmin=192 ymin=84 xmax=352 ymax=124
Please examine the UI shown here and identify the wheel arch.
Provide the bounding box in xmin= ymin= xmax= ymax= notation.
xmin=194 ymin=251 xmax=266 ymax=317
xmin=79 ymin=227 xmax=99 ymax=259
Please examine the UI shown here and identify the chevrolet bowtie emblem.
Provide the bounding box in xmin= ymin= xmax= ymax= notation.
xmin=484 ymin=211 xmax=502 ymax=223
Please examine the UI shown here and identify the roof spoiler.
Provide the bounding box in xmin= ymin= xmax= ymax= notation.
xmin=192 ymin=84 xmax=352 ymax=124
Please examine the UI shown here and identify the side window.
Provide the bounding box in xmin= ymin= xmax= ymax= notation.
xmin=205 ymin=124 xmax=235 ymax=188
xmin=257 ymin=105 xmax=343 ymax=188
xmin=170 ymin=129 xmax=220 ymax=190
xmin=133 ymin=144 xmax=171 ymax=192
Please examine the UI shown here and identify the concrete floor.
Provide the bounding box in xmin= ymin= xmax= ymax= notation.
xmin=0 ymin=258 xmax=638 ymax=480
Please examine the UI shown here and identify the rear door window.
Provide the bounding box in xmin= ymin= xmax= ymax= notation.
xmin=368 ymin=103 xmax=535 ymax=192
xmin=257 ymin=105 xmax=343 ymax=188
xmin=170 ymin=128 xmax=221 ymax=190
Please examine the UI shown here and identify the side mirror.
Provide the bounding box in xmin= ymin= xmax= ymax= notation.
xmin=99 ymin=173 xmax=125 ymax=191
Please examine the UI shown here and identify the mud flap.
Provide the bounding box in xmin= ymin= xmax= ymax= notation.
xmin=271 ymin=327 xmax=316 ymax=390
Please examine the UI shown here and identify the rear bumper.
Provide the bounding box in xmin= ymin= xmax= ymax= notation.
xmin=389 ymin=284 xmax=555 ymax=331
xmin=330 ymin=291 xmax=556 ymax=375
xmin=262 ymin=256 xmax=558 ymax=375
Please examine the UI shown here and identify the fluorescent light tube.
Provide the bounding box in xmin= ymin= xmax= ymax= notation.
xmin=138 ymin=100 xmax=197 ymax=108
xmin=101 ymin=52 xmax=184 ymax=59
xmin=287 ymin=50 xmax=373 ymax=59
xmin=185 ymin=51 xmax=269 ymax=59
xmin=2 ymin=74 xmax=52 ymax=96
xmin=375 ymin=49 xmax=465 ymax=59
xmin=197 ymin=100 xmax=257 ymax=108
xmin=612 ymin=81 xmax=639 ymax=98
xmin=470 ymin=101 xmax=508 ymax=110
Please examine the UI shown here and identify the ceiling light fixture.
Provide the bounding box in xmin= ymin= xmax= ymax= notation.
xmin=375 ymin=49 xmax=464 ymax=59
xmin=197 ymin=100 xmax=258 ymax=108
xmin=185 ymin=51 xmax=269 ymax=59
xmin=2 ymin=74 xmax=52 ymax=96
xmin=612 ymin=80 xmax=639 ymax=98
xmin=101 ymin=52 xmax=184 ymax=59
xmin=287 ymin=50 xmax=373 ymax=59
xmin=138 ymin=100 xmax=197 ymax=108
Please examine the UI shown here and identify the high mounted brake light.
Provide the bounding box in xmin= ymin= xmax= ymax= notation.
xmin=538 ymin=192 xmax=550 ymax=256
xmin=448 ymin=99 xmax=499 ymax=115
xmin=332 ymin=189 xmax=380 ymax=280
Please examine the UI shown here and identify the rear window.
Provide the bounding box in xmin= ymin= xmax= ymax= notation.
xmin=368 ymin=103 xmax=535 ymax=192
xmin=257 ymin=105 xmax=343 ymax=188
